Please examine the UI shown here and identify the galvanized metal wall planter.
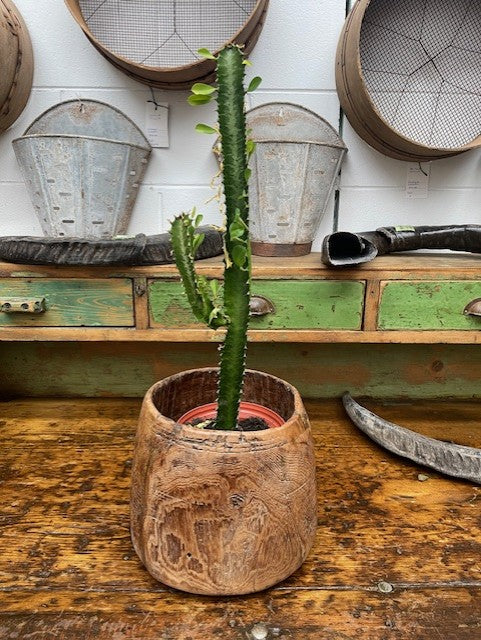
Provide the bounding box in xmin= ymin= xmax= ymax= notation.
xmin=13 ymin=100 xmax=151 ymax=239
xmin=246 ymin=103 xmax=347 ymax=257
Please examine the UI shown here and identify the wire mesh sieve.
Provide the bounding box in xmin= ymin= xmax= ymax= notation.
xmin=78 ymin=0 xmax=258 ymax=68
xmin=359 ymin=0 xmax=481 ymax=149
xmin=0 ymin=0 xmax=33 ymax=133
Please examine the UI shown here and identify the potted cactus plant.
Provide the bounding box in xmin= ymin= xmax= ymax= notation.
xmin=130 ymin=45 xmax=317 ymax=596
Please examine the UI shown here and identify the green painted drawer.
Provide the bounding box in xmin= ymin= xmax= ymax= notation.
xmin=378 ymin=280 xmax=481 ymax=330
xmin=149 ymin=280 xmax=365 ymax=330
xmin=0 ymin=279 xmax=134 ymax=327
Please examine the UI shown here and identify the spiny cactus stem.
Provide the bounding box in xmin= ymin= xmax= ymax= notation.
xmin=215 ymin=46 xmax=251 ymax=430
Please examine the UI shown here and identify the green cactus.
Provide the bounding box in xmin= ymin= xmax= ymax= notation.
xmin=170 ymin=45 xmax=260 ymax=430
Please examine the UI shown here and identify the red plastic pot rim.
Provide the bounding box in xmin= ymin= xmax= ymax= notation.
xmin=178 ymin=401 xmax=285 ymax=429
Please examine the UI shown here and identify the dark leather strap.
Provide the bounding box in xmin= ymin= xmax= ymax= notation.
xmin=0 ymin=227 xmax=223 ymax=266
xmin=322 ymin=225 xmax=481 ymax=267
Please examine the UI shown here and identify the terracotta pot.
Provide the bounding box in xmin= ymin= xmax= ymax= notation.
xmin=130 ymin=368 xmax=317 ymax=595
xmin=178 ymin=400 xmax=284 ymax=429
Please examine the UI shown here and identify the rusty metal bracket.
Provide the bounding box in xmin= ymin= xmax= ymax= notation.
xmin=342 ymin=392 xmax=481 ymax=485
xmin=134 ymin=281 xmax=147 ymax=297
xmin=0 ymin=297 xmax=46 ymax=314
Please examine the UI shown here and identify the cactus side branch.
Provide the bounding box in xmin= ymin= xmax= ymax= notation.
xmin=170 ymin=212 xmax=226 ymax=330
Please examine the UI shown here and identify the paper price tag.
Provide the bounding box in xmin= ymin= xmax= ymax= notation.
xmin=406 ymin=163 xmax=431 ymax=199
xmin=145 ymin=100 xmax=169 ymax=148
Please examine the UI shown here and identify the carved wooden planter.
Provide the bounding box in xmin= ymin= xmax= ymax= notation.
xmin=130 ymin=368 xmax=317 ymax=595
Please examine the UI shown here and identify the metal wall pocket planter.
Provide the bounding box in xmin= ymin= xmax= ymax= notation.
xmin=246 ymin=103 xmax=347 ymax=257
xmin=12 ymin=100 xmax=151 ymax=239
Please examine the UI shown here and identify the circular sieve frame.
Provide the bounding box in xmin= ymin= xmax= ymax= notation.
xmin=64 ymin=0 xmax=269 ymax=89
xmin=336 ymin=0 xmax=481 ymax=162
xmin=0 ymin=0 xmax=34 ymax=133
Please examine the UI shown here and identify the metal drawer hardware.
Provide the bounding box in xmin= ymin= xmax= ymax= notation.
xmin=463 ymin=299 xmax=481 ymax=318
xmin=134 ymin=281 xmax=146 ymax=297
xmin=249 ymin=295 xmax=275 ymax=317
xmin=0 ymin=297 xmax=47 ymax=314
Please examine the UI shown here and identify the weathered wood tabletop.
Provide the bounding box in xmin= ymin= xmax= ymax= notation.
xmin=1 ymin=397 xmax=480 ymax=639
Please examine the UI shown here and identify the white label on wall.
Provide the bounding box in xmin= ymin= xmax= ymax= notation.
xmin=145 ymin=100 xmax=169 ymax=148
xmin=406 ymin=163 xmax=431 ymax=199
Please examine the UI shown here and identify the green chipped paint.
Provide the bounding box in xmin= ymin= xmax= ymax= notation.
xmin=148 ymin=280 xmax=199 ymax=327
xmin=379 ymin=281 xmax=481 ymax=330
xmin=250 ymin=281 xmax=364 ymax=329
xmin=1 ymin=342 xmax=480 ymax=400
xmin=149 ymin=280 xmax=365 ymax=330
xmin=0 ymin=279 xmax=133 ymax=327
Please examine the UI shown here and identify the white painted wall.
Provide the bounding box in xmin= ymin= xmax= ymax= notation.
xmin=1 ymin=0 xmax=480 ymax=247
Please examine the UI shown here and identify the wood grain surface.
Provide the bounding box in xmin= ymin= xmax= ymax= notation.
xmin=0 ymin=278 xmax=134 ymax=326
xmin=0 ymin=397 xmax=480 ymax=637
xmin=3 ymin=342 xmax=481 ymax=400
xmin=2 ymin=252 xmax=481 ymax=279
xmin=7 ymin=327 xmax=481 ymax=343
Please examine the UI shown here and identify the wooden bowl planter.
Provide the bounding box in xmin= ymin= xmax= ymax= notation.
xmin=131 ymin=368 xmax=317 ymax=596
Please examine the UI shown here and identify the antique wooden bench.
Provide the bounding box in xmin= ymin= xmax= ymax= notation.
xmin=1 ymin=253 xmax=480 ymax=639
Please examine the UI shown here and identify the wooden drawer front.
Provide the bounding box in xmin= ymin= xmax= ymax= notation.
xmin=0 ymin=279 xmax=134 ymax=327
xmin=149 ymin=280 xmax=365 ymax=330
xmin=378 ymin=280 xmax=481 ymax=330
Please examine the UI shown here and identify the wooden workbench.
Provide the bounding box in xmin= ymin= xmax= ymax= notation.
xmin=3 ymin=253 xmax=481 ymax=400
xmin=1 ymin=397 xmax=480 ymax=639
xmin=1 ymin=254 xmax=481 ymax=638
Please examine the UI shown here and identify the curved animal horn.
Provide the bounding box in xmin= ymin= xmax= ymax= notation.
xmin=342 ymin=393 xmax=481 ymax=484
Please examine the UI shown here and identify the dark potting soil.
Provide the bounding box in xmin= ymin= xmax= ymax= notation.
xmin=189 ymin=417 xmax=269 ymax=431
xmin=237 ymin=416 xmax=269 ymax=431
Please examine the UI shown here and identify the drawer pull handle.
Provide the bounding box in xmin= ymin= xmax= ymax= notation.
xmin=0 ymin=297 xmax=47 ymax=314
xmin=250 ymin=295 xmax=275 ymax=317
xmin=463 ymin=299 xmax=481 ymax=318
